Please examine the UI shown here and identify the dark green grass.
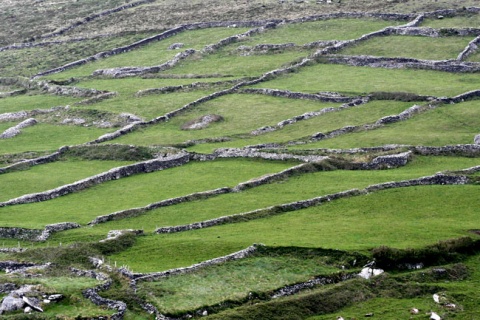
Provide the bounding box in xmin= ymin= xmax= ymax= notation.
xmin=340 ymin=35 xmax=475 ymax=60
xmin=0 ymin=158 xmax=296 ymax=229
xmin=0 ymin=93 xmax=81 ymax=113
xmin=79 ymin=156 xmax=480 ymax=238
xmin=0 ymin=123 xmax=111 ymax=155
xmin=186 ymin=100 xmax=419 ymax=153
xmin=310 ymin=254 xmax=480 ymax=320
xmin=114 ymin=94 xmax=343 ymax=146
xmin=248 ymin=63 xmax=480 ymax=97
xmin=44 ymin=27 xmax=251 ymax=79
xmin=107 ymin=184 xmax=479 ymax=272
xmin=0 ymin=158 xmax=132 ymax=202
xmin=290 ymin=100 xmax=480 ymax=149
xmin=138 ymin=253 xmax=341 ymax=315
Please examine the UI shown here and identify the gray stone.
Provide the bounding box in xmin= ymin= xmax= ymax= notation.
xmin=474 ymin=134 xmax=480 ymax=145
xmin=0 ymin=296 xmax=25 ymax=313
xmin=168 ymin=43 xmax=184 ymax=50
xmin=22 ymin=296 xmax=43 ymax=312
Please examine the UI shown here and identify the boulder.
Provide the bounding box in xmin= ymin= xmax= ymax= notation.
xmin=168 ymin=43 xmax=184 ymax=50
xmin=0 ymin=295 xmax=25 ymax=313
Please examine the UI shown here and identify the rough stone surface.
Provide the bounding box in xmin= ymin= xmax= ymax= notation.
xmin=0 ymin=118 xmax=37 ymax=139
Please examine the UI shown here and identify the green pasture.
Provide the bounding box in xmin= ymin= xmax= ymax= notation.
xmin=108 ymin=184 xmax=479 ymax=272
xmin=46 ymin=27 xmax=251 ymax=79
xmin=467 ymin=51 xmax=480 ymax=62
xmin=340 ymin=35 xmax=475 ymax=60
xmin=76 ymin=156 xmax=480 ymax=238
xmin=114 ymin=94 xmax=344 ymax=146
xmin=77 ymin=89 xmax=218 ymax=120
xmin=162 ymin=48 xmax=312 ymax=77
xmin=75 ymin=77 xmax=237 ymax=95
xmin=0 ymin=93 xmax=80 ymax=114
xmin=0 ymin=158 xmax=132 ymax=202
xmin=0 ymin=123 xmax=110 ymax=155
xmin=186 ymin=100 xmax=419 ymax=153
xmin=248 ymin=63 xmax=480 ymax=97
xmin=0 ymin=158 xmax=295 ymax=229
xmin=138 ymin=252 xmax=342 ymax=315
xmin=291 ymin=100 xmax=480 ymax=149
xmin=232 ymin=18 xmax=405 ymax=46
xmin=422 ymin=14 xmax=480 ymax=28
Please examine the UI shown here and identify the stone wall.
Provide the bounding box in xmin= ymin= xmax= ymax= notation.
xmin=247 ymin=96 xmax=368 ymax=136
xmin=0 ymin=118 xmax=37 ymax=139
xmin=155 ymin=189 xmax=362 ymax=234
xmin=0 ymin=146 xmax=68 ymax=174
xmin=0 ymin=222 xmax=80 ymax=241
xmin=413 ymin=144 xmax=480 ymax=157
xmin=132 ymin=244 xmax=261 ymax=281
xmin=93 ymin=49 xmax=197 ymax=78
xmin=154 ymin=172 xmax=468 ymax=235
xmin=324 ymin=55 xmax=480 ymax=73
xmin=240 ymin=88 xmax=359 ymax=103
xmin=88 ymin=187 xmax=230 ymax=225
xmin=0 ymin=153 xmax=190 ymax=207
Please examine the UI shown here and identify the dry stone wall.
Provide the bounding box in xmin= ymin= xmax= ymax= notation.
xmin=154 ymin=172 xmax=469 ymax=235
xmin=0 ymin=222 xmax=80 ymax=241
xmin=132 ymin=244 xmax=261 ymax=281
xmin=155 ymin=189 xmax=363 ymax=234
xmin=324 ymin=55 xmax=480 ymax=73
xmin=0 ymin=118 xmax=37 ymax=139
xmin=93 ymin=49 xmax=197 ymax=78
xmin=0 ymin=153 xmax=190 ymax=207
xmin=0 ymin=146 xmax=68 ymax=174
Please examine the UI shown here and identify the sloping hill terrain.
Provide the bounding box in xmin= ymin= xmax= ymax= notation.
xmin=0 ymin=0 xmax=479 ymax=319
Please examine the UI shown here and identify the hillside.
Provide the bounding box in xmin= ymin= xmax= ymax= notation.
xmin=0 ymin=0 xmax=479 ymax=319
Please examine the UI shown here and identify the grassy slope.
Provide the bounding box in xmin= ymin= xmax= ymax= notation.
xmin=0 ymin=1 xmax=480 ymax=319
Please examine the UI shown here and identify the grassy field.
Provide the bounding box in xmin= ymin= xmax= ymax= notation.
xmin=340 ymin=35 xmax=475 ymax=60
xmin=0 ymin=2 xmax=479 ymax=319
xmin=0 ymin=158 xmax=295 ymax=228
xmin=0 ymin=94 xmax=81 ymax=113
xmin=292 ymin=100 xmax=480 ymax=149
xmin=0 ymin=123 xmax=111 ymax=155
xmin=248 ymin=63 xmax=480 ymax=97
xmin=62 ymin=156 xmax=480 ymax=239
xmin=106 ymin=185 xmax=479 ymax=272
xmin=114 ymin=94 xmax=346 ymax=146
xmin=45 ymin=27 xmax=252 ymax=79
xmin=185 ymin=100 xmax=420 ymax=153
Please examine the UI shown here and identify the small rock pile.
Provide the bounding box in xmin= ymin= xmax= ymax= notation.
xmin=0 ymin=285 xmax=63 ymax=315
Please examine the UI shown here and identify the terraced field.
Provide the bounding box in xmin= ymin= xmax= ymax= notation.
xmin=0 ymin=0 xmax=479 ymax=319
